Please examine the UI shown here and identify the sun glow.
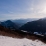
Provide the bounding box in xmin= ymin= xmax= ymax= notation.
xmin=43 ymin=7 xmax=46 ymax=14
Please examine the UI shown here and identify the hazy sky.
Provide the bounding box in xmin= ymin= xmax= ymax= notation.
xmin=0 ymin=0 xmax=46 ymax=20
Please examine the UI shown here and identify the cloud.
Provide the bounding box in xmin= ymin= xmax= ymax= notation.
xmin=27 ymin=0 xmax=46 ymax=17
xmin=0 ymin=0 xmax=46 ymax=20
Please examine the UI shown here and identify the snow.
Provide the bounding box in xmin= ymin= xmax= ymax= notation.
xmin=0 ymin=35 xmax=46 ymax=46
xmin=21 ymin=30 xmax=27 ymax=33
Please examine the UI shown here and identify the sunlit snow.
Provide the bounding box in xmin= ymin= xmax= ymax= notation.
xmin=0 ymin=35 xmax=46 ymax=46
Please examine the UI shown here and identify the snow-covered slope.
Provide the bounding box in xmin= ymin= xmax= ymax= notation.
xmin=0 ymin=35 xmax=46 ymax=46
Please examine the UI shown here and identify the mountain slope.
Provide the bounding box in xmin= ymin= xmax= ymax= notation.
xmin=1 ymin=20 xmax=19 ymax=30
xmin=20 ymin=18 xmax=46 ymax=34
xmin=0 ymin=35 xmax=46 ymax=46
xmin=0 ymin=24 xmax=46 ymax=43
xmin=12 ymin=18 xmax=38 ymax=27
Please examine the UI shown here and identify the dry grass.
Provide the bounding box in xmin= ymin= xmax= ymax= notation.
xmin=0 ymin=26 xmax=46 ymax=43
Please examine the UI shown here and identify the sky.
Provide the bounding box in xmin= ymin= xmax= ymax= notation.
xmin=0 ymin=0 xmax=46 ymax=20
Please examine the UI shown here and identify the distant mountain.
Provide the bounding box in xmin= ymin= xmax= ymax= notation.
xmin=0 ymin=18 xmax=39 ymax=30
xmin=20 ymin=18 xmax=46 ymax=34
xmin=12 ymin=18 xmax=38 ymax=27
xmin=1 ymin=20 xmax=19 ymax=30
xmin=0 ymin=21 xmax=1 ymax=24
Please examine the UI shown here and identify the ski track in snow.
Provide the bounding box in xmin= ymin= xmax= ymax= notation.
xmin=0 ymin=35 xmax=46 ymax=46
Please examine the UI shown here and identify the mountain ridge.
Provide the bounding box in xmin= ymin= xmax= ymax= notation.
xmin=20 ymin=18 xmax=46 ymax=35
xmin=1 ymin=20 xmax=19 ymax=30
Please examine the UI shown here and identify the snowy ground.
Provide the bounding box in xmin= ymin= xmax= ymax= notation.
xmin=0 ymin=35 xmax=46 ymax=46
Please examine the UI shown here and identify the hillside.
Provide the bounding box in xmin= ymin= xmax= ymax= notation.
xmin=1 ymin=20 xmax=19 ymax=30
xmin=0 ymin=25 xmax=46 ymax=43
xmin=20 ymin=18 xmax=46 ymax=35
xmin=0 ymin=35 xmax=46 ymax=46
